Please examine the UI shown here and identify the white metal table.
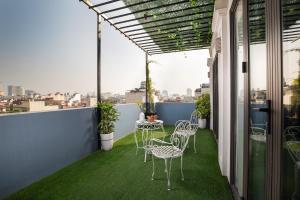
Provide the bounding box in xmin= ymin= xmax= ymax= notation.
xmin=134 ymin=120 xmax=165 ymax=162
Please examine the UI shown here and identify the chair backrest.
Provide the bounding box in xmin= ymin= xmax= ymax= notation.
xmin=171 ymin=121 xmax=191 ymax=152
xmin=284 ymin=126 xmax=300 ymax=141
xmin=190 ymin=110 xmax=200 ymax=132
xmin=250 ymin=127 xmax=266 ymax=135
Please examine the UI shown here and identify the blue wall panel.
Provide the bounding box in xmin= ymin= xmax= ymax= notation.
xmin=155 ymin=103 xmax=195 ymax=125
xmin=114 ymin=104 xmax=139 ymax=140
xmin=0 ymin=108 xmax=98 ymax=199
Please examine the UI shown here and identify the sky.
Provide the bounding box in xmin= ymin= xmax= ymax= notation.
xmin=0 ymin=0 xmax=209 ymax=96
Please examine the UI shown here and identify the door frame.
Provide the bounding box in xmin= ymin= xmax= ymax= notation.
xmin=265 ymin=0 xmax=282 ymax=199
xmin=229 ymin=0 xmax=250 ymax=199
xmin=229 ymin=0 xmax=283 ymax=199
xmin=212 ymin=55 xmax=219 ymax=140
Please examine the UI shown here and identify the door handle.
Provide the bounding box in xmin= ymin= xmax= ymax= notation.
xmin=252 ymin=100 xmax=271 ymax=135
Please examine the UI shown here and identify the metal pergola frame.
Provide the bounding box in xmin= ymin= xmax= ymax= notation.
xmin=80 ymin=0 xmax=214 ymax=55
xmin=79 ymin=0 xmax=214 ymax=132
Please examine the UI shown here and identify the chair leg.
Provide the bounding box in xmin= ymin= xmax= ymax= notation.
xmin=168 ymin=158 xmax=172 ymax=190
xmin=164 ymin=159 xmax=168 ymax=175
xmin=144 ymin=150 xmax=147 ymax=163
xmin=141 ymin=129 xmax=145 ymax=146
xmin=164 ymin=158 xmax=172 ymax=190
xmin=194 ymin=134 xmax=197 ymax=153
xmin=151 ymin=155 xmax=155 ymax=180
xmin=134 ymin=131 xmax=139 ymax=155
xmin=181 ymin=155 xmax=184 ymax=181
xmin=164 ymin=159 xmax=168 ymax=173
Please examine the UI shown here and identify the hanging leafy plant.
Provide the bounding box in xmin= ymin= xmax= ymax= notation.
xmin=190 ymin=0 xmax=198 ymax=7
xmin=122 ymin=0 xmax=215 ymax=52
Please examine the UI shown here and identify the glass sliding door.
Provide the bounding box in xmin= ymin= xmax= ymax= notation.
xmin=248 ymin=0 xmax=267 ymax=199
xmin=281 ymin=0 xmax=300 ymax=199
xmin=233 ymin=0 xmax=245 ymax=196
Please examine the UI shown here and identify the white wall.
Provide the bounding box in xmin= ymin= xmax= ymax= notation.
xmin=210 ymin=0 xmax=233 ymax=181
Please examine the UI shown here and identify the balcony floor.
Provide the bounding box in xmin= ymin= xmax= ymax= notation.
xmin=6 ymin=126 xmax=233 ymax=200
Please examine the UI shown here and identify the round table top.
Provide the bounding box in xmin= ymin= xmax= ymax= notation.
xmin=136 ymin=119 xmax=163 ymax=124
xmin=135 ymin=120 xmax=164 ymax=130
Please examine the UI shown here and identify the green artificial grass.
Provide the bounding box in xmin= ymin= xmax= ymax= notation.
xmin=5 ymin=126 xmax=233 ymax=200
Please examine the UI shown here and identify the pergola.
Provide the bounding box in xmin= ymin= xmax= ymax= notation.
xmin=79 ymin=0 xmax=215 ymax=111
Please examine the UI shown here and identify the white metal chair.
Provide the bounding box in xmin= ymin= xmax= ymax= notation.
xmin=284 ymin=126 xmax=300 ymax=163
xmin=150 ymin=121 xmax=191 ymax=190
xmin=175 ymin=110 xmax=200 ymax=153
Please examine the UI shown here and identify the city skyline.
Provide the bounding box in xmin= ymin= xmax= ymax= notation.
xmin=0 ymin=81 xmax=208 ymax=97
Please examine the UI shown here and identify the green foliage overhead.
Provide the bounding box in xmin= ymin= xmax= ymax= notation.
xmin=122 ymin=0 xmax=215 ymax=52
xmin=97 ymin=102 xmax=119 ymax=134
xmin=196 ymin=93 xmax=211 ymax=119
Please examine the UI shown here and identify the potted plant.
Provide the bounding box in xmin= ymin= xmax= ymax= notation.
xmin=97 ymin=102 xmax=119 ymax=151
xmin=196 ymin=93 xmax=210 ymax=128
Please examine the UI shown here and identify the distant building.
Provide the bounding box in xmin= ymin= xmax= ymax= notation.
xmin=183 ymin=96 xmax=194 ymax=102
xmin=15 ymin=100 xmax=59 ymax=112
xmin=83 ymin=96 xmax=97 ymax=107
xmin=25 ymin=90 xmax=35 ymax=98
xmin=47 ymin=92 xmax=65 ymax=101
xmin=125 ymin=81 xmax=148 ymax=103
xmin=8 ymin=85 xmax=24 ymax=96
xmin=194 ymin=88 xmax=202 ymax=98
xmin=195 ymin=84 xmax=210 ymax=98
xmin=125 ymin=89 xmax=145 ymax=104
xmin=162 ymin=90 xmax=168 ymax=97
xmin=68 ymin=93 xmax=81 ymax=106
xmin=102 ymin=92 xmax=112 ymax=100
xmin=0 ymin=100 xmax=7 ymax=112
xmin=200 ymin=83 xmax=210 ymax=94
xmin=0 ymin=82 xmax=4 ymax=96
xmin=140 ymin=81 xmax=146 ymax=89
xmin=87 ymin=97 xmax=97 ymax=107
xmin=187 ymin=88 xmax=192 ymax=97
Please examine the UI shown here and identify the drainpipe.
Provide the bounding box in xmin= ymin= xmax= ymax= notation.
xmin=96 ymin=14 xmax=102 ymax=149
xmin=145 ymin=53 xmax=150 ymax=114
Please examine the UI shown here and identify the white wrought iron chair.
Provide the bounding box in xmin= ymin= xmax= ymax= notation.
xmin=284 ymin=126 xmax=300 ymax=163
xmin=150 ymin=121 xmax=191 ymax=190
xmin=175 ymin=110 xmax=200 ymax=153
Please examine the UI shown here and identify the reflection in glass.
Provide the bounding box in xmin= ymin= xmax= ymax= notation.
xmin=282 ymin=0 xmax=300 ymax=199
xmin=234 ymin=1 xmax=245 ymax=196
xmin=248 ymin=0 xmax=267 ymax=199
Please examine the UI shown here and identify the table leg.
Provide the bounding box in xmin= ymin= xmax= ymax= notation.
xmin=144 ymin=129 xmax=149 ymax=163
xmin=134 ymin=129 xmax=139 ymax=155
xmin=161 ymin=125 xmax=166 ymax=141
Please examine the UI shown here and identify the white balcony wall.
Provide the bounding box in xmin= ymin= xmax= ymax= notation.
xmin=210 ymin=0 xmax=232 ymax=181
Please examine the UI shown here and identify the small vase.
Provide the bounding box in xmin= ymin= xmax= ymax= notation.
xmin=139 ymin=112 xmax=145 ymax=121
